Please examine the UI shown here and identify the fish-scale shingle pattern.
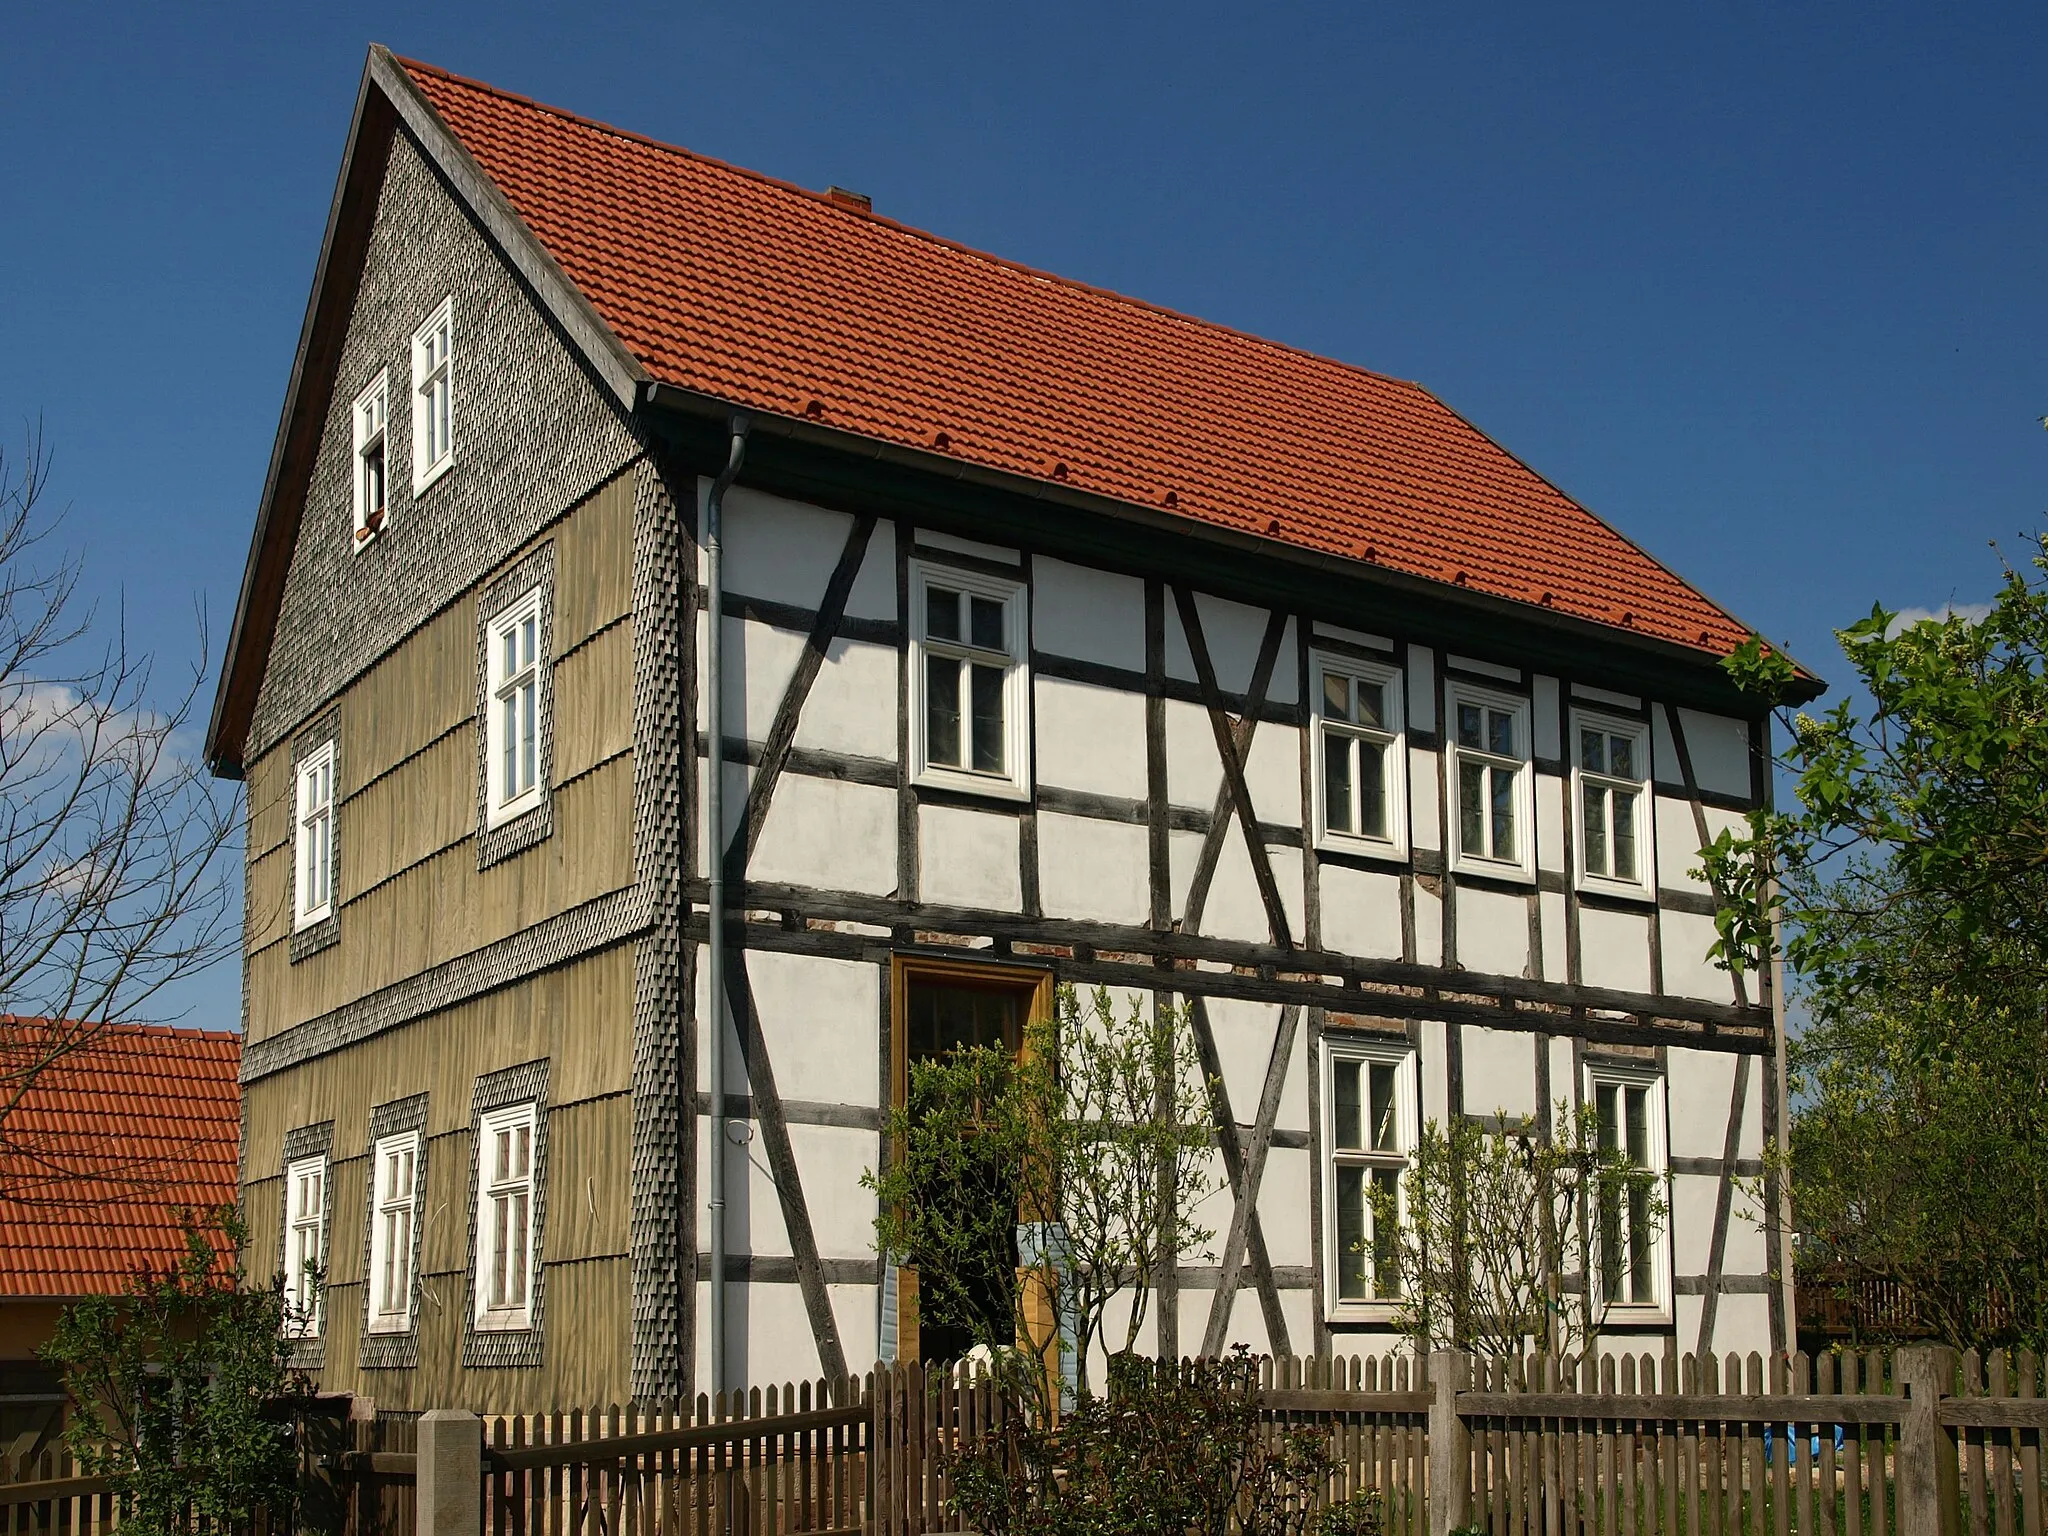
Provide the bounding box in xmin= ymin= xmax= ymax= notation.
xmin=404 ymin=59 xmax=1749 ymax=657
xmin=0 ymin=1021 xmax=240 ymax=1297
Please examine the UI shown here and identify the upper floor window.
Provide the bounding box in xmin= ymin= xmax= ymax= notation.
xmin=1448 ymin=684 xmax=1534 ymax=879
xmin=486 ymin=588 xmax=547 ymax=826
xmin=1312 ymin=652 xmax=1406 ymax=856
xmin=294 ymin=742 xmax=335 ymax=930
xmin=1573 ymin=712 xmax=1654 ymax=898
xmin=474 ymin=1102 xmax=538 ymax=1330
xmin=909 ymin=561 xmax=1030 ymax=799
xmin=367 ymin=1132 xmax=420 ymax=1334
xmin=283 ymin=1154 xmax=326 ymax=1338
xmin=1589 ymin=1066 xmax=1670 ymax=1314
xmin=412 ymin=298 xmax=455 ymax=493
xmin=1324 ymin=1038 xmax=1416 ymax=1317
xmin=352 ymin=372 xmax=389 ymax=545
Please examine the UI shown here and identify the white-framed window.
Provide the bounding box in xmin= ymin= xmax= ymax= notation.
xmin=1323 ymin=1038 xmax=1417 ymax=1318
xmin=294 ymin=742 xmax=335 ymax=929
xmin=908 ymin=560 xmax=1031 ymax=799
xmin=474 ymin=1102 xmax=538 ymax=1330
xmin=283 ymin=1155 xmax=326 ymax=1338
xmin=1572 ymin=711 xmax=1654 ymax=898
xmin=351 ymin=372 xmax=389 ymax=546
xmin=1448 ymin=683 xmax=1535 ymax=879
xmin=486 ymin=588 xmax=546 ymax=826
xmin=367 ymin=1132 xmax=420 ymax=1334
xmin=1587 ymin=1065 xmax=1671 ymax=1315
xmin=1312 ymin=652 xmax=1407 ymax=856
xmin=411 ymin=297 xmax=455 ymax=493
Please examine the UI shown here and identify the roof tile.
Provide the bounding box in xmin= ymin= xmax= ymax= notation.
xmin=0 ymin=1021 xmax=240 ymax=1297
xmin=399 ymin=60 xmax=1754 ymax=660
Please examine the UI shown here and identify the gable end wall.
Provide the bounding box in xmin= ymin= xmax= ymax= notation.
xmin=247 ymin=125 xmax=642 ymax=763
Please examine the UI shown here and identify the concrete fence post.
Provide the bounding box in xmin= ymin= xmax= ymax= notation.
xmin=1897 ymin=1345 xmax=1960 ymax=1536
xmin=1428 ymin=1350 xmax=1471 ymax=1536
xmin=417 ymin=1409 xmax=483 ymax=1536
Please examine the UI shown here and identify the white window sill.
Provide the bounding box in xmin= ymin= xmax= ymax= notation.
xmin=1313 ymin=829 xmax=1408 ymax=863
xmin=352 ymin=517 xmax=390 ymax=554
xmin=912 ymin=766 xmax=1031 ymax=803
xmin=293 ymin=907 xmax=333 ymax=933
xmin=414 ymin=454 xmax=455 ymax=498
xmin=1577 ymin=874 xmax=1658 ymax=905
xmin=1326 ymin=1302 xmax=1404 ymax=1327
xmin=1598 ymin=1302 xmax=1674 ymax=1328
xmin=366 ymin=1314 xmax=413 ymax=1336
xmin=486 ymin=794 xmax=544 ymax=831
xmin=474 ymin=1309 xmax=533 ymax=1333
xmin=1447 ymin=853 xmax=1536 ymax=886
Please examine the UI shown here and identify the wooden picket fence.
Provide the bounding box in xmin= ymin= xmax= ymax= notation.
xmin=9 ymin=1346 xmax=2048 ymax=1535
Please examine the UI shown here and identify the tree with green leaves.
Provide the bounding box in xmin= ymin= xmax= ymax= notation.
xmin=1368 ymin=1103 xmax=1666 ymax=1360
xmin=44 ymin=1207 xmax=310 ymax=1536
xmin=1704 ymin=533 xmax=2048 ymax=1349
xmin=866 ymin=984 xmax=1215 ymax=1416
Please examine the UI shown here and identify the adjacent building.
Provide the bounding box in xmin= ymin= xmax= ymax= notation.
xmin=0 ymin=1021 xmax=241 ymax=1448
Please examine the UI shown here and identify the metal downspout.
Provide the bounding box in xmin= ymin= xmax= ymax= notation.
xmin=702 ymin=414 xmax=749 ymax=1399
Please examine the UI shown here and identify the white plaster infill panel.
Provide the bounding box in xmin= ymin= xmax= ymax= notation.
xmin=1674 ymin=708 xmax=1753 ymax=801
xmin=1406 ymin=647 xmax=1437 ymax=735
xmin=1665 ymin=1048 xmax=1761 ymax=1160
xmin=744 ymin=951 xmax=882 ymax=1107
xmin=1242 ymin=724 xmax=1304 ymax=829
xmin=1655 ymin=796 xmax=1711 ymax=893
xmin=1164 ymin=697 xmax=1225 ymax=810
xmin=1037 ymin=812 xmax=1148 ymax=925
xmin=918 ymin=804 xmax=1023 ymax=912
xmin=1031 ymin=557 xmax=1145 ymax=671
xmin=717 ymin=487 xmax=895 ymax=622
xmin=826 ymin=1283 xmax=881 ymax=1379
xmin=1411 ymin=878 xmax=1444 ymax=968
xmin=1575 ymin=902 xmax=1653 ymax=995
xmin=718 ymin=616 xmax=803 ymax=743
xmin=1460 ymin=1025 xmax=1537 ymax=1120
xmin=1660 ymin=908 xmax=1738 ymax=1005
xmin=1670 ymin=1171 xmax=1723 ymax=1278
xmin=1535 ymin=774 xmax=1567 ymax=877
xmin=1317 ymin=863 xmax=1403 ymax=962
xmin=1167 ymin=592 xmax=1294 ymax=702
xmin=1202 ymin=838 xmax=1303 ymax=946
xmin=785 ymin=1122 xmax=882 ymax=1260
xmin=749 ymin=776 xmax=897 ymax=895
xmin=1202 ymin=998 xmax=1295 ymax=1135
xmin=1532 ymin=675 xmax=1562 ymax=761
xmin=794 ymin=637 xmax=899 ymax=761
xmin=1457 ymin=883 xmax=1531 ymax=980
xmin=1539 ymin=889 xmax=1567 ymax=984
xmin=1408 ymin=744 xmax=1441 ymax=851
xmin=1034 ymin=676 xmax=1146 ymax=799
xmin=1250 ymin=1146 xmax=1314 ymax=1265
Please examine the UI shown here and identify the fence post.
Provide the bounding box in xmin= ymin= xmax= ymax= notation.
xmin=418 ymin=1409 xmax=483 ymax=1536
xmin=1897 ymin=1345 xmax=1960 ymax=1536
xmin=1428 ymin=1351 xmax=1471 ymax=1536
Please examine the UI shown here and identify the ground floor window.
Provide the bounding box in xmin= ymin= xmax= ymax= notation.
xmin=1322 ymin=1036 xmax=1417 ymax=1319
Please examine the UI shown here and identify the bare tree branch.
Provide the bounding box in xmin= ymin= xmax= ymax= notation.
xmin=0 ymin=431 xmax=241 ymax=1200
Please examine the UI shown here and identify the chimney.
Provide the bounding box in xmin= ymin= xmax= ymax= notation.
xmin=825 ymin=186 xmax=872 ymax=213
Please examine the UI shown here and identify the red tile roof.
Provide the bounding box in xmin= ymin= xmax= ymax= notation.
xmin=401 ymin=58 xmax=1752 ymax=658
xmin=0 ymin=1021 xmax=240 ymax=1299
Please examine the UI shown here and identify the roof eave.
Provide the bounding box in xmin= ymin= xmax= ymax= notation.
xmin=640 ymin=382 xmax=1826 ymax=710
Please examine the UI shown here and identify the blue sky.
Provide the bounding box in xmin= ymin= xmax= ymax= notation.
xmin=4 ymin=3 xmax=2042 ymax=1027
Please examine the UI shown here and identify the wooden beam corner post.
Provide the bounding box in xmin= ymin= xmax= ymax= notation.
xmin=1897 ymin=1345 xmax=1960 ymax=1536
xmin=416 ymin=1409 xmax=482 ymax=1536
xmin=1427 ymin=1350 xmax=1472 ymax=1536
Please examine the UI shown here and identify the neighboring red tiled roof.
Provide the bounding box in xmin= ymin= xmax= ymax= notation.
xmin=401 ymin=58 xmax=1751 ymax=658
xmin=0 ymin=1021 xmax=240 ymax=1298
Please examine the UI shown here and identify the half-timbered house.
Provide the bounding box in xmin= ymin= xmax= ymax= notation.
xmin=208 ymin=48 xmax=1819 ymax=1413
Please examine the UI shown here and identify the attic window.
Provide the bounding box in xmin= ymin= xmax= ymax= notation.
xmin=352 ymin=373 xmax=388 ymax=545
xmin=412 ymin=297 xmax=455 ymax=494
